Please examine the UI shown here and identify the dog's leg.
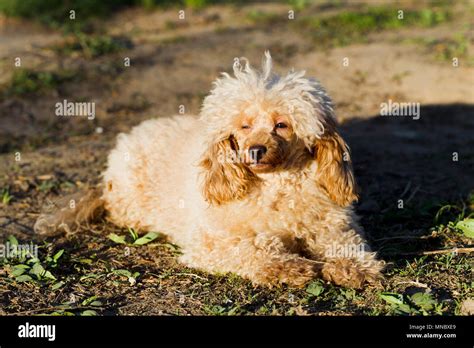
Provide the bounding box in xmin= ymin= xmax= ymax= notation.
xmin=179 ymin=230 xmax=317 ymax=287
xmin=302 ymin=223 xmax=384 ymax=288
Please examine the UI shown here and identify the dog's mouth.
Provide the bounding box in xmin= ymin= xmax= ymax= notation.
xmin=248 ymin=162 xmax=273 ymax=171
xmin=242 ymin=146 xmax=284 ymax=172
xmin=246 ymin=157 xmax=280 ymax=172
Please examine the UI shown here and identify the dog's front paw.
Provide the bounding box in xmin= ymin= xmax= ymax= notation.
xmin=258 ymin=258 xmax=317 ymax=288
xmin=321 ymin=258 xmax=383 ymax=288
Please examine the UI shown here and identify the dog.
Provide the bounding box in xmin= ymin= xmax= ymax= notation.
xmin=35 ymin=52 xmax=384 ymax=288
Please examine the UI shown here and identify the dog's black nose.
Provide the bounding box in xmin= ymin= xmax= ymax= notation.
xmin=249 ymin=145 xmax=267 ymax=163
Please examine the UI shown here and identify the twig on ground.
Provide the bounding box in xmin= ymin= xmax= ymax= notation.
xmin=400 ymin=180 xmax=412 ymax=198
xmin=394 ymin=280 xmax=430 ymax=288
xmin=404 ymin=185 xmax=420 ymax=205
xmin=374 ymin=235 xmax=426 ymax=241
xmin=385 ymin=247 xmax=474 ymax=256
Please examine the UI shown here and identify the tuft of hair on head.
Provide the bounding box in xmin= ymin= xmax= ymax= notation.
xmin=231 ymin=51 xmax=274 ymax=89
xmin=206 ymin=52 xmax=336 ymax=145
xmin=261 ymin=50 xmax=273 ymax=81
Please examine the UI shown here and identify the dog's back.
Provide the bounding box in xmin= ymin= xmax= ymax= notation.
xmin=102 ymin=115 xmax=206 ymax=239
xmin=35 ymin=115 xmax=205 ymax=238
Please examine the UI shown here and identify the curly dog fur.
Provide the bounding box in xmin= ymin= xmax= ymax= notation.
xmin=35 ymin=52 xmax=384 ymax=288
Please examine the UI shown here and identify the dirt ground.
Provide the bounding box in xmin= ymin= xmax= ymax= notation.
xmin=0 ymin=1 xmax=473 ymax=316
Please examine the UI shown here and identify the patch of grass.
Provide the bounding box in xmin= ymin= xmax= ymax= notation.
xmin=184 ymin=0 xmax=208 ymax=9
xmin=2 ymin=69 xmax=75 ymax=97
xmin=108 ymin=228 xmax=162 ymax=246
xmin=134 ymin=0 xmax=240 ymax=10
xmin=246 ymin=10 xmax=282 ymax=26
xmin=431 ymin=194 xmax=474 ymax=240
xmin=0 ymin=0 xmax=239 ymax=28
xmin=203 ymin=304 xmax=241 ymax=315
xmin=287 ymin=0 xmax=312 ymax=11
xmin=301 ymin=282 xmax=368 ymax=314
xmin=54 ymin=33 xmax=133 ymax=58
xmin=405 ymin=32 xmax=474 ymax=65
xmin=292 ymin=6 xmax=452 ymax=47
xmin=380 ymin=291 xmax=444 ymax=315
xmin=430 ymin=36 xmax=469 ymax=62
xmin=1 ymin=236 xmax=63 ymax=286
xmin=393 ymin=256 xmax=429 ymax=277
xmin=0 ymin=0 xmax=136 ymax=28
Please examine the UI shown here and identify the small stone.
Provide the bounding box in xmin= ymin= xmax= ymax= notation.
xmin=460 ymin=298 xmax=474 ymax=315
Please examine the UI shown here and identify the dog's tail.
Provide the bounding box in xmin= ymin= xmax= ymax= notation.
xmin=34 ymin=186 xmax=105 ymax=235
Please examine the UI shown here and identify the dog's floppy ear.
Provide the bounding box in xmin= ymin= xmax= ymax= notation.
xmin=199 ymin=136 xmax=260 ymax=205
xmin=314 ymin=129 xmax=358 ymax=207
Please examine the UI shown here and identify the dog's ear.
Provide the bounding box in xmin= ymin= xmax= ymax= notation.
xmin=314 ymin=130 xmax=358 ymax=207
xmin=199 ymin=136 xmax=260 ymax=205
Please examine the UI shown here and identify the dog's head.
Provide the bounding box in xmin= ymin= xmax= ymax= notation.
xmin=199 ymin=52 xmax=357 ymax=206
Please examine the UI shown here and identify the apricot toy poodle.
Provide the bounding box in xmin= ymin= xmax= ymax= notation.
xmin=35 ymin=52 xmax=384 ymax=288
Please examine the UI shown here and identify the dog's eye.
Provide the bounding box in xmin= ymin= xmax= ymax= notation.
xmin=242 ymin=125 xmax=251 ymax=129
xmin=275 ymin=122 xmax=287 ymax=129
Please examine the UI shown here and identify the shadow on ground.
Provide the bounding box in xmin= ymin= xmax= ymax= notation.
xmin=342 ymin=103 xmax=474 ymax=258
